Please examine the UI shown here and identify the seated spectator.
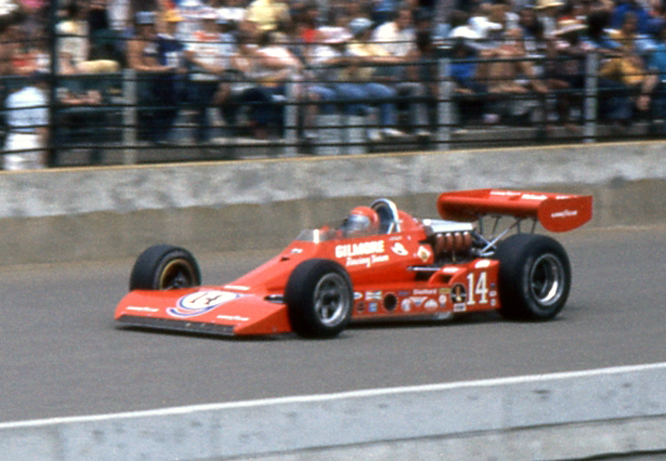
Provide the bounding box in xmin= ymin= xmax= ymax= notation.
xmin=214 ymin=0 xmax=247 ymax=29
xmin=54 ymin=74 xmax=106 ymax=164
xmin=583 ymin=7 xmax=633 ymax=124
xmin=476 ymin=27 xmax=549 ymax=124
xmin=126 ymin=11 xmax=176 ymax=143
xmin=217 ymin=28 xmax=299 ymax=139
xmin=371 ymin=7 xmax=415 ymax=58
xmin=252 ymin=28 xmax=303 ymax=136
xmin=468 ymin=3 xmax=502 ymax=44
xmin=611 ymin=0 xmax=650 ymax=34
xmin=343 ymin=16 xmax=404 ymax=139
xmin=3 ymin=70 xmax=49 ymax=170
xmin=57 ymin=2 xmax=119 ymax=74
xmin=371 ymin=0 xmax=397 ymax=26
xmin=185 ymin=8 xmax=231 ymax=143
xmin=243 ymin=0 xmax=290 ymax=33
xmin=88 ymin=0 xmax=125 ymax=67
xmin=307 ymin=24 xmax=355 ymax=117
xmin=448 ymin=9 xmax=481 ymax=45
xmin=604 ymin=11 xmax=658 ymax=116
xmin=216 ymin=29 xmax=264 ymax=138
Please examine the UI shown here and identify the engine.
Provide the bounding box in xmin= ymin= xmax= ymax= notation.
xmin=421 ymin=219 xmax=475 ymax=263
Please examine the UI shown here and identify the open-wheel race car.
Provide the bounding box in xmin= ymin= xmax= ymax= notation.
xmin=115 ymin=189 xmax=593 ymax=338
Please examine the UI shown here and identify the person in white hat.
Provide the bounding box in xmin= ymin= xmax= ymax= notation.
xmin=534 ymin=0 xmax=564 ymax=38
xmin=184 ymin=8 xmax=230 ymax=143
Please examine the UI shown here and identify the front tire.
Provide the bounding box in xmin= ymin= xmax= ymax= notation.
xmin=494 ymin=234 xmax=571 ymax=321
xmin=284 ymin=259 xmax=353 ymax=338
xmin=129 ymin=244 xmax=201 ymax=291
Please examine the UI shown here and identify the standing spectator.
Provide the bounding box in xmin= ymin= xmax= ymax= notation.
xmin=184 ymin=8 xmax=228 ymax=143
xmin=551 ymin=18 xmax=591 ymax=129
xmin=127 ymin=10 xmax=174 ymax=143
xmin=402 ymin=29 xmax=437 ymax=135
xmin=3 ymin=70 xmax=49 ymax=170
xmin=156 ymin=8 xmax=187 ymax=141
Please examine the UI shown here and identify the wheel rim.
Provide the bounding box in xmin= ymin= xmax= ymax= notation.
xmin=529 ymin=253 xmax=565 ymax=307
xmin=158 ymin=259 xmax=197 ymax=289
xmin=313 ymin=273 xmax=350 ymax=327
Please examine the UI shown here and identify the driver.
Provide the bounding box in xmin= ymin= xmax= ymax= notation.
xmin=340 ymin=206 xmax=379 ymax=237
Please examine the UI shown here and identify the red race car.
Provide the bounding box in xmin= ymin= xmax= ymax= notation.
xmin=115 ymin=189 xmax=592 ymax=338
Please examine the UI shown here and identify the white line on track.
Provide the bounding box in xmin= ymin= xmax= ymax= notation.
xmin=3 ymin=361 xmax=665 ymax=429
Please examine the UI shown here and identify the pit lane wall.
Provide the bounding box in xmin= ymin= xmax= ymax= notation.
xmin=2 ymin=363 xmax=666 ymax=461
xmin=1 ymin=141 xmax=666 ymax=265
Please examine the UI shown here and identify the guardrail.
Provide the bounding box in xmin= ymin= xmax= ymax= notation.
xmin=2 ymin=363 xmax=665 ymax=460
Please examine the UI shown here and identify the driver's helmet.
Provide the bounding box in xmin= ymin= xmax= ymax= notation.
xmin=342 ymin=206 xmax=379 ymax=235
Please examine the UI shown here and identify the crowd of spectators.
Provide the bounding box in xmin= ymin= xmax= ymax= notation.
xmin=2 ymin=0 xmax=666 ymax=168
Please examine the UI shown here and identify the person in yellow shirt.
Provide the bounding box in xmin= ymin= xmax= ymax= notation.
xmin=339 ymin=17 xmax=404 ymax=139
xmin=604 ymin=11 xmax=658 ymax=113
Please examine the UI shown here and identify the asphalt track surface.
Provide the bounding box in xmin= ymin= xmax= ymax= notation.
xmin=3 ymin=224 xmax=666 ymax=424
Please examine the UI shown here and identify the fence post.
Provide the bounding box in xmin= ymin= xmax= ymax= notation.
xmin=584 ymin=52 xmax=598 ymax=144
xmin=123 ymin=69 xmax=137 ymax=164
xmin=283 ymin=75 xmax=298 ymax=157
xmin=437 ymin=57 xmax=452 ymax=151
xmin=47 ymin=0 xmax=60 ymax=167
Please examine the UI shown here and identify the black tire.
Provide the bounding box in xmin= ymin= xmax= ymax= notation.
xmin=494 ymin=234 xmax=571 ymax=321
xmin=284 ymin=259 xmax=353 ymax=338
xmin=129 ymin=244 xmax=201 ymax=291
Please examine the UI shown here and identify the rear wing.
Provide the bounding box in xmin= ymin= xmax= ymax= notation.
xmin=437 ymin=189 xmax=593 ymax=233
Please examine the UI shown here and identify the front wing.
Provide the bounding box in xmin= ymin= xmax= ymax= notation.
xmin=115 ymin=287 xmax=292 ymax=336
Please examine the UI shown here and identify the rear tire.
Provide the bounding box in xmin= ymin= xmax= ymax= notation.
xmin=129 ymin=244 xmax=201 ymax=291
xmin=284 ymin=259 xmax=353 ymax=338
xmin=494 ymin=234 xmax=571 ymax=321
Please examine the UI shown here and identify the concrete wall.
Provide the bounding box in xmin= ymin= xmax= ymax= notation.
xmin=1 ymin=363 xmax=666 ymax=461
xmin=2 ymin=141 xmax=666 ymax=265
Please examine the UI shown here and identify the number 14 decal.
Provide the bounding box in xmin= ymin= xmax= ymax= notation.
xmin=466 ymin=272 xmax=489 ymax=305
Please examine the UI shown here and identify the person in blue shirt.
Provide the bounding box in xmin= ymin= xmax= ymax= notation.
xmin=611 ymin=0 xmax=651 ymax=34
xmin=647 ymin=19 xmax=666 ymax=127
xmin=583 ymin=7 xmax=633 ymax=125
xmin=156 ymin=9 xmax=187 ymax=143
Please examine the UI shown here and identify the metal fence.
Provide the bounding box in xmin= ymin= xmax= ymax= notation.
xmin=2 ymin=32 xmax=664 ymax=167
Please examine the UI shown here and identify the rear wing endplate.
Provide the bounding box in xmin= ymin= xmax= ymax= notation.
xmin=437 ymin=189 xmax=593 ymax=233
